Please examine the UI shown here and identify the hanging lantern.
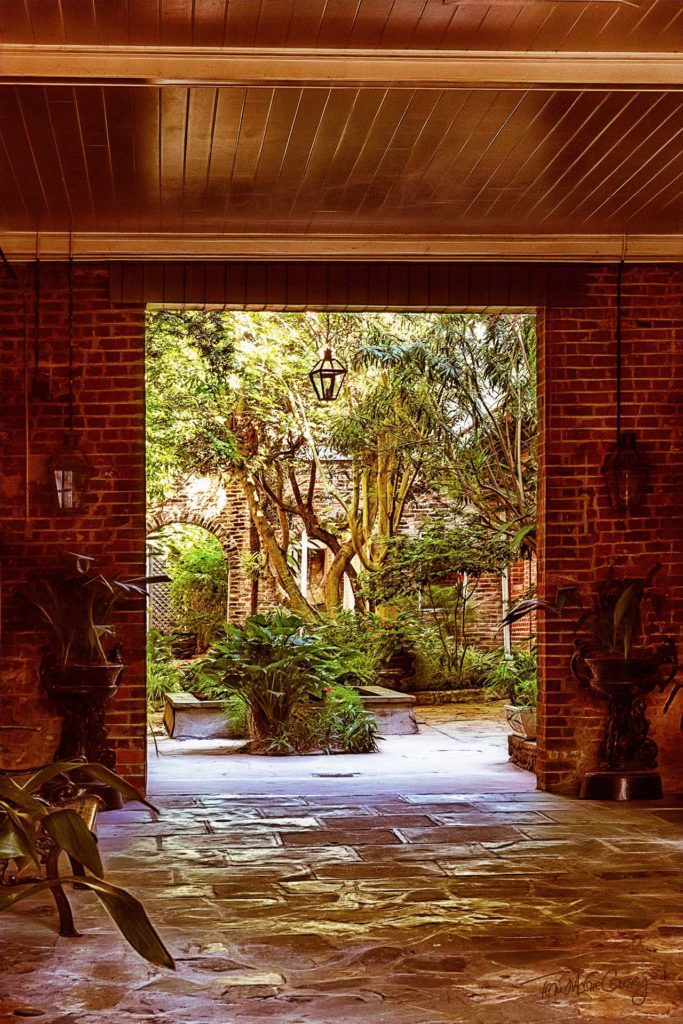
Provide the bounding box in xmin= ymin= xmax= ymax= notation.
xmin=309 ymin=348 xmax=347 ymax=402
xmin=602 ymin=431 xmax=649 ymax=515
xmin=49 ymin=431 xmax=93 ymax=512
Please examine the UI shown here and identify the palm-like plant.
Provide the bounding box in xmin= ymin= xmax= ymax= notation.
xmin=0 ymin=761 xmax=174 ymax=969
xmin=26 ymin=552 xmax=160 ymax=666
xmin=197 ymin=611 xmax=336 ymax=740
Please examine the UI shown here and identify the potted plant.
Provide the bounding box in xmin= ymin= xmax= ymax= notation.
xmin=504 ymin=564 xmax=678 ymax=798
xmin=374 ymin=614 xmax=418 ymax=675
xmin=487 ymin=649 xmax=538 ymax=740
xmin=0 ymin=760 xmax=174 ymax=969
xmin=25 ymin=552 xmax=163 ymax=804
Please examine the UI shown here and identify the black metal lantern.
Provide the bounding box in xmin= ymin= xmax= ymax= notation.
xmin=601 ymin=263 xmax=650 ymax=516
xmin=602 ymin=431 xmax=649 ymax=515
xmin=309 ymin=347 xmax=347 ymax=402
xmin=49 ymin=431 xmax=93 ymax=512
xmin=48 ymin=252 xmax=93 ymax=512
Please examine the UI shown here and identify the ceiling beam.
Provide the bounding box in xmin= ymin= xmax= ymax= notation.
xmin=1 ymin=45 xmax=682 ymax=90
xmin=2 ymin=232 xmax=682 ymax=263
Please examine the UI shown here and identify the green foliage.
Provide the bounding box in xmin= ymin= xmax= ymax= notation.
xmin=166 ymin=534 xmax=230 ymax=651
xmin=260 ymin=685 xmax=379 ymax=755
xmin=504 ymin=564 xmax=663 ymax=660
xmin=487 ymin=649 xmax=538 ymax=706
xmin=194 ymin=611 xmax=379 ymax=753
xmin=319 ymin=611 xmax=381 ymax=687
xmin=361 ymin=517 xmax=513 ymax=604
xmin=0 ymin=762 xmax=174 ymax=969
xmin=146 ymin=630 xmax=185 ymax=709
xmin=25 ymin=552 xmax=154 ymax=667
xmin=195 ymin=611 xmax=335 ymax=741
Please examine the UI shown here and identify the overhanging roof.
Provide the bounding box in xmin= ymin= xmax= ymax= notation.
xmin=0 ymin=1 xmax=681 ymax=263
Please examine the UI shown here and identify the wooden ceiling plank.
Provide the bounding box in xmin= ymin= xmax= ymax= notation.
xmin=223 ymin=0 xmax=263 ymax=47
xmin=104 ymin=87 xmax=143 ymax=233
xmin=283 ymin=0 xmax=327 ymax=47
xmin=496 ymin=91 xmax=615 ymax=222
xmin=160 ymin=0 xmax=195 ymax=47
xmin=0 ymin=1 xmax=36 ymax=44
xmin=23 ymin=0 xmax=67 ymax=45
xmin=58 ymin=0 xmax=98 ymax=46
xmin=538 ymin=94 xmax=679 ymax=225
xmin=255 ymin=0 xmax=299 ymax=47
xmin=182 ymin=87 xmax=220 ymax=229
xmin=159 ymin=87 xmax=191 ymax=230
xmin=455 ymin=91 xmax=557 ymax=223
xmin=13 ymin=87 xmax=72 ymax=228
xmin=130 ymin=88 xmax=162 ymax=233
xmin=127 ymin=0 xmax=161 ymax=47
xmin=45 ymin=87 xmax=95 ymax=230
xmin=523 ymin=92 xmax=650 ymax=224
xmin=189 ymin=0 xmax=231 ymax=47
xmin=346 ymin=0 xmax=395 ymax=49
xmin=599 ymin=138 xmax=683 ymax=227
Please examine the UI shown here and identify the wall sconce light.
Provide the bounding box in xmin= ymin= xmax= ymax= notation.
xmin=309 ymin=347 xmax=347 ymax=402
xmin=601 ymin=263 xmax=650 ymax=515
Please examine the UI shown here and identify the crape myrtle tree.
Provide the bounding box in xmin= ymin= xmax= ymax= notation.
xmin=146 ymin=310 xmax=536 ymax=620
xmin=146 ymin=310 xmax=438 ymax=619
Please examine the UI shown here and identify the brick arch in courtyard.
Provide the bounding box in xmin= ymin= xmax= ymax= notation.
xmin=146 ymin=477 xmax=254 ymax=623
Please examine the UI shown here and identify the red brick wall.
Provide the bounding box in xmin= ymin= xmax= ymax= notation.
xmin=537 ymin=264 xmax=683 ymax=795
xmin=0 ymin=263 xmax=147 ymax=789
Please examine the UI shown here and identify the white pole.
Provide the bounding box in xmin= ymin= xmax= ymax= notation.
xmin=502 ymin=565 xmax=512 ymax=657
xmin=300 ymin=529 xmax=309 ymax=600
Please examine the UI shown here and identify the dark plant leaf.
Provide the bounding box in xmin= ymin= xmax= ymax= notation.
xmin=42 ymin=809 xmax=104 ymax=877
xmin=0 ymin=877 xmax=175 ymax=970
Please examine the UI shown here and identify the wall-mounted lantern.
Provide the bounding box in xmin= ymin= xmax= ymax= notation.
xmin=47 ymin=252 xmax=93 ymax=513
xmin=309 ymin=348 xmax=347 ymax=402
xmin=602 ymin=431 xmax=649 ymax=515
xmin=49 ymin=431 xmax=93 ymax=512
xmin=601 ymin=263 xmax=650 ymax=515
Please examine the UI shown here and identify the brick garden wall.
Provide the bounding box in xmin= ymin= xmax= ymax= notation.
xmin=537 ymin=264 xmax=683 ymax=795
xmin=0 ymin=263 xmax=147 ymax=789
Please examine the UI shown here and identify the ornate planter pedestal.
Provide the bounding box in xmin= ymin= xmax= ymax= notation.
xmin=41 ymin=662 xmax=124 ymax=810
xmin=572 ymin=644 xmax=677 ymax=801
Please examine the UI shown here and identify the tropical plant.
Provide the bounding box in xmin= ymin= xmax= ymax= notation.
xmin=504 ymin=564 xmax=663 ymax=661
xmin=257 ymin=684 xmax=379 ymax=755
xmin=147 ymin=630 xmax=185 ymax=709
xmin=0 ymin=761 xmax=174 ymax=969
xmin=26 ymin=552 xmax=161 ymax=667
xmin=487 ymin=649 xmax=538 ymax=707
xmin=195 ymin=610 xmax=336 ymax=741
xmin=167 ymin=536 xmax=230 ymax=651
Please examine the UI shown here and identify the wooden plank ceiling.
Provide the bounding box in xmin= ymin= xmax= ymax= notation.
xmin=0 ymin=1 xmax=681 ymax=261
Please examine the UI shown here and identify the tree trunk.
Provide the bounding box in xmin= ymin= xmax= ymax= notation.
xmin=323 ymin=542 xmax=356 ymax=612
xmin=232 ymin=465 xmax=319 ymax=623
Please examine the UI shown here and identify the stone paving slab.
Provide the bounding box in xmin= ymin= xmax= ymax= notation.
xmin=3 ymin=706 xmax=683 ymax=1022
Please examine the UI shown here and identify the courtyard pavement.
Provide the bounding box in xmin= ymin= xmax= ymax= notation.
xmin=2 ymin=702 xmax=683 ymax=1023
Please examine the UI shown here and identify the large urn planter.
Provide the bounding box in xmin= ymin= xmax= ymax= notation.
xmin=504 ymin=704 xmax=537 ymax=741
xmin=41 ymin=660 xmax=125 ymax=809
xmin=26 ymin=552 xmax=161 ymax=811
xmin=572 ymin=641 xmax=677 ymax=801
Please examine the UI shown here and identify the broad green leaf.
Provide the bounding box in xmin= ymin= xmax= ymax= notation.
xmin=0 ymin=876 xmax=175 ymax=970
xmin=22 ymin=760 xmax=93 ymax=794
xmin=0 ymin=778 xmax=48 ymax=817
xmin=42 ymin=809 xmax=104 ymax=877
xmin=72 ymin=764 xmax=158 ymax=812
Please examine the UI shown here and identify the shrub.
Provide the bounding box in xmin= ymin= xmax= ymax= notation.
xmin=195 ymin=611 xmax=379 ymax=754
xmin=166 ymin=534 xmax=230 ymax=651
xmin=147 ymin=629 xmax=185 ymax=709
xmin=487 ymin=648 xmax=537 ymax=706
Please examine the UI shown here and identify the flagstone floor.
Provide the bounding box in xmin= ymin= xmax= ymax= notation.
xmin=2 ymin=703 xmax=683 ymax=1023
